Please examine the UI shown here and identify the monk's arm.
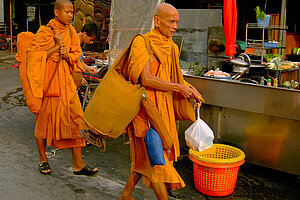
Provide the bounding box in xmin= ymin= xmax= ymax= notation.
xmin=140 ymin=61 xmax=200 ymax=100
xmin=46 ymin=44 xmax=60 ymax=59
xmin=46 ymin=32 xmax=62 ymax=59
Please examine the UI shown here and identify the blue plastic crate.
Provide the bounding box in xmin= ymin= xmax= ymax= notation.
xmin=264 ymin=42 xmax=278 ymax=47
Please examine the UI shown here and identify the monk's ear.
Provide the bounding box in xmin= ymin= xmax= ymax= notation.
xmin=54 ymin=8 xmax=59 ymax=17
xmin=154 ymin=16 xmax=160 ymax=28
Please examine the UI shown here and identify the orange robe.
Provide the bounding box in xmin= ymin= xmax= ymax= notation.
xmin=27 ymin=19 xmax=86 ymax=149
xmin=126 ymin=29 xmax=191 ymax=190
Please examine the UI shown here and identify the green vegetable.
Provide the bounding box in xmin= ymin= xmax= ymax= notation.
xmin=179 ymin=61 xmax=208 ymax=76
xmin=255 ymin=6 xmax=266 ymax=19
xmin=282 ymin=81 xmax=291 ymax=88
xmin=280 ymin=80 xmax=299 ymax=89
xmin=292 ymin=81 xmax=299 ymax=89
xmin=264 ymin=53 xmax=283 ymax=62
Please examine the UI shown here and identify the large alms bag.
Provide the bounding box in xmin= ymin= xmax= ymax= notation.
xmin=83 ymin=34 xmax=149 ymax=139
xmin=16 ymin=27 xmax=61 ymax=114
xmin=185 ymin=107 xmax=214 ymax=152
xmin=15 ymin=32 xmax=42 ymax=113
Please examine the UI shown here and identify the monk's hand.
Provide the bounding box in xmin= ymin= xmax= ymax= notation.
xmin=54 ymin=33 xmax=63 ymax=47
xmin=85 ymin=66 xmax=98 ymax=75
xmin=178 ymin=84 xmax=204 ymax=106
xmin=178 ymin=84 xmax=195 ymax=99
xmin=81 ymin=77 xmax=87 ymax=86
xmin=189 ymin=85 xmax=204 ymax=107
xmin=60 ymin=44 xmax=69 ymax=60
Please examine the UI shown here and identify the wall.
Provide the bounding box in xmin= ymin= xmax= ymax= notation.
xmin=175 ymin=9 xmax=222 ymax=66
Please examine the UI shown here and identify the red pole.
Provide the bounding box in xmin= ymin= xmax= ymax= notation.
xmin=10 ymin=0 xmax=13 ymax=54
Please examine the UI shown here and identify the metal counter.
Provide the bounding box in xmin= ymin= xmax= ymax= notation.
xmin=180 ymin=75 xmax=300 ymax=175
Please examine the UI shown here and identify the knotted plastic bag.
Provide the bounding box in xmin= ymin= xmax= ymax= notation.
xmin=185 ymin=107 xmax=214 ymax=152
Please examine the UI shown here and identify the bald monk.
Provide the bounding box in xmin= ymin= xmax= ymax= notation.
xmin=27 ymin=0 xmax=97 ymax=175
xmin=120 ymin=3 xmax=203 ymax=200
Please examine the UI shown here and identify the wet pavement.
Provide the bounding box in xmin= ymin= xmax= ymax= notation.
xmin=0 ymin=50 xmax=299 ymax=200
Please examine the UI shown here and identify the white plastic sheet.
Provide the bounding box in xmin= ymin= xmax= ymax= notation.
xmin=109 ymin=0 xmax=162 ymax=65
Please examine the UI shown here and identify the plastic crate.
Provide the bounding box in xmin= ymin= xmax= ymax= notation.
xmin=264 ymin=42 xmax=278 ymax=47
xmin=245 ymin=125 xmax=288 ymax=163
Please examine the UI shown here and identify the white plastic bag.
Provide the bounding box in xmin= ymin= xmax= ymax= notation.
xmin=185 ymin=107 xmax=214 ymax=152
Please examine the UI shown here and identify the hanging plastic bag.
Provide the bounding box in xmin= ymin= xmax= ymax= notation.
xmin=144 ymin=127 xmax=165 ymax=167
xmin=185 ymin=107 xmax=214 ymax=152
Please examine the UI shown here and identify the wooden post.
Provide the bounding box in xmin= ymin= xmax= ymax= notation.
xmin=10 ymin=0 xmax=13 ymax=54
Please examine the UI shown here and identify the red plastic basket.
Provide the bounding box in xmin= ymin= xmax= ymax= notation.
xmin=189 ymin=144 xmax=245 ymax=196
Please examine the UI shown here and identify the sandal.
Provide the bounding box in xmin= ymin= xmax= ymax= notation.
xmin=39 ymin=162 xmax=51 ymax=175
xmin=73 ymin=165 xmax=98 ymax=176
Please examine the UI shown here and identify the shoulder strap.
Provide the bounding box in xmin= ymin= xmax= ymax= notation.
xmin=46 ymin=25 xmax=72 ymax=39
xmin=112 ymin=33 xmax=151 ymax=74
xmin=137 ymin=34 xmax=151 ymax=57
xmin=68 ymin=25 xmax=72 ymax=39
xmin=46 ymin=25 xmax=56 ymax=35
xmin=42 ymin=25 xmax=62 ymax=100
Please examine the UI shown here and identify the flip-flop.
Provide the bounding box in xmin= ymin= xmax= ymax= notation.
xmin=39 ymin=162 xmax=51 ymax=175
xmin=73 ymin=165 xmax=98 ymax=176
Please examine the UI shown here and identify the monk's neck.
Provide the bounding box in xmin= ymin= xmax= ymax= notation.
xmin=54 ymin=18 xmax=68 ymax=28
xmin=153 ymin=28 xmax=170 ymax=40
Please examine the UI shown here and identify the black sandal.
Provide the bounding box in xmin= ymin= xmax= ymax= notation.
xmin=73 ymin=165 xmax=98 ymax=176
xmin=39 ymin=162 xmax=51 ymax=175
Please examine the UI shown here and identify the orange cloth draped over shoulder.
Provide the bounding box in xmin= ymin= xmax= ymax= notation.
xmin=27 ymin=19 xmax=87 ymax=149
xmin=125 ymin=29 xmax=191 ymax=190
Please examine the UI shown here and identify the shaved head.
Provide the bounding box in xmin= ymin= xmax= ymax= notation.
xmin=153 ymin=3 xmax=179 ymax=38
xmin=54 ymin=0 xmax=73 ymax=10
xmin=54 ymin=0 xmax=74 ymax=25
xmin=154 ymin=3 xmax=178 ymax=18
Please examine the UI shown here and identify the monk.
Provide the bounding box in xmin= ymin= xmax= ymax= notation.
xmin=120 ymin=3 xmax=203 ymax=200
xmin=27 ymin=0 xmax=97 ymax=176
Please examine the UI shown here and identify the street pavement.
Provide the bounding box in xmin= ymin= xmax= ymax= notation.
xmin=0 ymin=50 xmax=299 ymax=200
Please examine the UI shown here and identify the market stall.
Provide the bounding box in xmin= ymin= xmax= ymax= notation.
xmin=178 ymin=69 xmax=300 ymax=176
xmin=172 ymin=0 xmax=299 ymax=176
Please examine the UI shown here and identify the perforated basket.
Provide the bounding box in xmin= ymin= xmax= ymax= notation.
xmin=189 ymin=144 xmax=245 ymax=196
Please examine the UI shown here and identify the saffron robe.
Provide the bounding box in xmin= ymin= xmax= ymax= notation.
xmin=27 ymin=19 xmax=86 ymax=149
xmin=126 ymin=29 xmax=192 ymax=190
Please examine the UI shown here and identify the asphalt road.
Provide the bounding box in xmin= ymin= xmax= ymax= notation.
xmin=0 ymin=50 xmax=299 ymax=200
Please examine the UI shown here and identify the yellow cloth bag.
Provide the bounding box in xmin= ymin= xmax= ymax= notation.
xmin=83 ymin=34 xmax=148 ymax=139
xmin=16 ymin=32 xmax=42 ymax=114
